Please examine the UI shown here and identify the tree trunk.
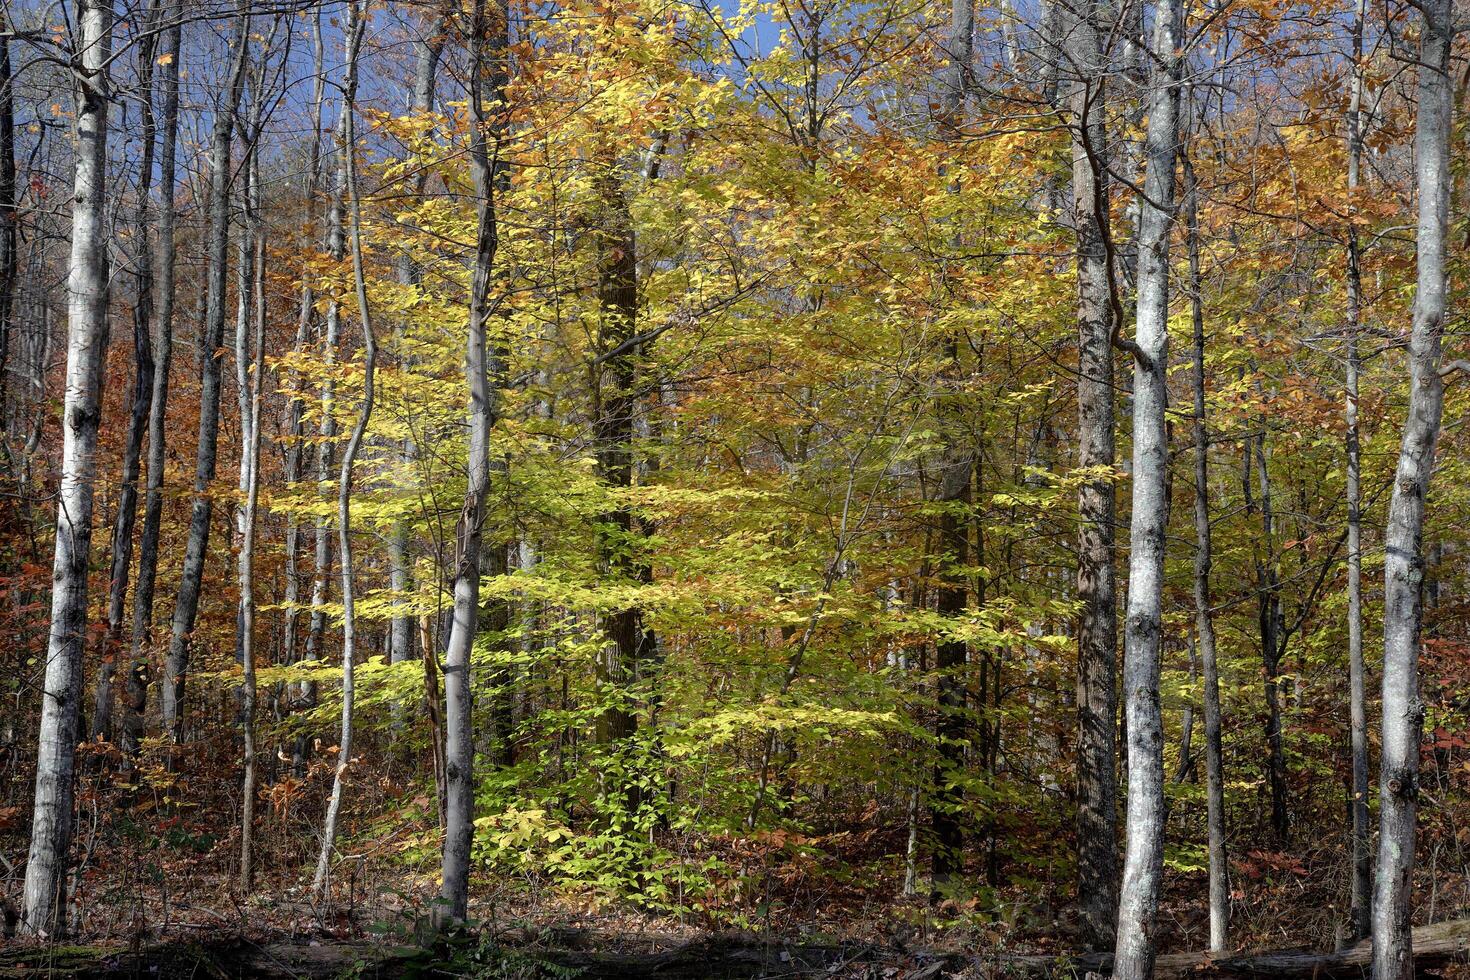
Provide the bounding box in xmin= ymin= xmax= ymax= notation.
xmin=1342 ymin=0 xmax=1370 ymax=941
xmin=1371 ymin=0 xmax=1453 ymax=974
xmin=239 ymin=232 xmax=266 ymax=892
xmin=1067 ymin=0 xmax=1117 ymax=947
xmin=440 ymin=0 xmax=505 ymax=923
xmin=928 ymin=0 xmax=973 ymax=898
xmin=1184 ymin=150 xmax=1229 ymax=954
xmin=389 ymin=12 xmax=446 ymax=670
xmin=160 ymin=10 xmax=249 ymax=748
xmin=92 ymin=0 xmax=162 ymax=745
xmin=1112 ymin=0 xmax=1182 ymax=971
xmin=124 ymin=1 xmax=182 ymax=765
xmin=22 ymin=0 xmax=112 ymax=935
xmin=314 ymin=3 xmax=372 ymax=897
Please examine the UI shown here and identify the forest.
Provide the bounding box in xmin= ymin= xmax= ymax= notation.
xmin=0 ymin=0 xmax=1465 ymax=975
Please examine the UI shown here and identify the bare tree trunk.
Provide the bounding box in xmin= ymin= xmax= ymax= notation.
xmin=125 ymin=2 xmax=183 ymax=764
xmin=929 ymin=0 xmax=973 ymax=899
xmin=299 ymin=18 xmax=351 ymax=771
xmin=1343 ymin=0 xmax=1370 ymax=941
xmin=1067 ymin=0 xmax=1117 ymax=947
xmin=22 ymin=0 xmax=112 ymax=935
xmin=281 ymin=4 xmax=327 ymax=714
xmin=389 ymin=12 xmax=446 ymax=669
xmin=1112 ymin=0 xmax=1183 ymax=971
xmin=440 ymin=0 xmax=505 ymax=923
xmin=239 ymin=232 xmax=266 ymax=892
xmin=0 ymin=14 xmax=16 ymax=436
xmin=314 ymin=3 xmax=372 ymax=897
xmin=1371 ymin=0 xmax=1453 ymax=974
xmin=92 ymin=0 xmax=162 ymax=744
xmin=160 ymin=10 xmax=250 ymax=747
xmin=1249 ymin=431 xmax=1289 ymax=842
xmin=1184 ymin=151 xmax=1228 ymax=954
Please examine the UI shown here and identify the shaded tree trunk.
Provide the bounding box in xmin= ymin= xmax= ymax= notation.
xmin=124 ymin=2 xmax=183 ymax=764
xmin=314 ymin=3 xmax=372 ymax=896
xmin=1185 ymin=151 xmax=1228 ymax=954
xmin=1066 ymin=0 xmax=1117 ymax=946
xmin=160 ymin=10 xmax=250 ymax=747
xmin=92 ymin=0 xmax=162 ymax=744
xmin=1343 ymin=0 xmax=1370 ymax=941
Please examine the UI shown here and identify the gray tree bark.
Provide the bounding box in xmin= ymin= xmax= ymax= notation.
xmin=22 ymin=0 xmax=113 ymax=935
xmin=1112 ymin=0 xmax=1183 ymax=971
xmin=1342 ymin=0 xmax=1370 ymax=941
xmin=1370 ymin=0 xmax=1454 ymax=974
xmin=929 ymin=0 xmax=973 ymax=898
xmin=160 ymin=10 xmax=250 ymax=747
xmin=1066 ymin=0 xmax=1117 ymax=947
xmin=440 ymin=0 xmax=506 ymax=923
xmin=92 ymin=0 xmax=163 ymax=744
xmin=1184 ymin=151 xmax=1228 ymax=954
xmin=124 ymin=1 xmax=182 ymax=764
xmin=314 ymin=2 xmax=372 ymax=897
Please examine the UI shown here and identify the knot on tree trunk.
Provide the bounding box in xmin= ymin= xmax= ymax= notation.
xmin=1385 ymin=766 xmax=1417 ymax=801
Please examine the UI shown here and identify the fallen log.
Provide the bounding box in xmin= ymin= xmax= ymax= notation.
xmin=1003 ymin=917 xmax=1470 ymax=978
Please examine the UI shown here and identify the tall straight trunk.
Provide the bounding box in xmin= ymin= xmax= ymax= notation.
xmin=1112 ymin=0 xmax=1182 ymax=972
xmin=239 ymin=233 xmax=266 ymax=891
xmin=441 ymin=0 xmax=504 ymax=922
xmin=0 ymin=15 xmax=14 ymax=436
xmin=1371 ymin=0 xmax=1453 ymax=974
xmin=93 ymin=0 xmax=162 ymax=743
xmin=314 ymin=3 xmax=372 ymax=895
xmin=299 ymin=26 xmax=351 ymax=769
xmin=1249 ymin=432 xmax=1289 ymax=841
xmin=1343 ymin=0 xmax=1370 ymax=941
xmin=1067 ymin=0 xmax=1117 ymax=946
xmin=929 ymin=0 xmax=973 ymax=897
xmin=389 ymin=13 xmax=446 ymax=668
xmin=160 ymin=11 xmax=250 ymax=746
xmin=22 ymin=0 xmax=112 ymax=935
xmin=1184 ymin=151 xmax=1228 ymax=954
xmin=124 ymin=2 xmax=182 ymax=763
xmin=281 ymin=6 xmax=327 ymax=697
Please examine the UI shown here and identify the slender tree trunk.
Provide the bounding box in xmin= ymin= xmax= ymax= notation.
xmin=1184 ymin=151 xmax=1229 ymax=954
xmin=1371 ymin=0 xmax=1453 ymax=974
xmin=22 ymin=0 xmax=112 ymax=935
xmin=1343 ymin=0 xmax=1371 ymax=941
xmin=389 ymin=13 xmax=446 ymax=669
xmin=160 ymin=10 xmax=249 ymax=747
xmin=929 ymin=0 xmax=974 ymax=898
xmin=240 ymin=232 xmax=266 ymax=892
xmin=124 ymin=3 xmax=182 ymax=765
xmin=314 ymin=3 xmax=372 ymax=896
xmin=1250 ymin=432 xmax=1289 ymax=841
xmin=1112 ymin=0 xmax=1183 ymax=971
xmin=281 ymin=5 xmax=327 ymax=715
xmin=92 ymin=0 xmax=162 ymax=744
xmin=440 ymin=0 xmax=505 ymax=922
xmin=0 ymin=14 xmax=15 ymax=436
xmin=1067 ymin=0 xmax=1117 ymax=946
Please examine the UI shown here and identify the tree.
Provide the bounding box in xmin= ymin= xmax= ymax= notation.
xmin=1370 ymin=0 xmax=1455 ymax=973
xmin=1112 ymin=0 xmax=1184 ymax=971
xmin=160 ymin=9 xmax=250 ymax=747
xmin=1066 ymin=0 xmax=1117 ymax=945
xmin=313 ymin=0 xmax=372 ymax=897
xmin=22 ymin=0 xmax=113 ymax=935
xmin=440 ymin=0 xmax=505 ymax=922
